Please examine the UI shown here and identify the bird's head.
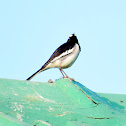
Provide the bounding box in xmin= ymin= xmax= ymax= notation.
xmin=68 ymin=34 xmax=81 ymax=51
xmin=68 ymin=34 xmax=78 ymax=44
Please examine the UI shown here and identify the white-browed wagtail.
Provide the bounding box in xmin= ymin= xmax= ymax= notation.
xmin=26 ymin=34 xmax=81 ymax=80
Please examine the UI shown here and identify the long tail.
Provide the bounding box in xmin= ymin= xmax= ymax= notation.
xmin=26 ymin=68 xmax=42 ymax=81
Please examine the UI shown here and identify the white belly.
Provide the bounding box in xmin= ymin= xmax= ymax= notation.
xmin=60 ymin=44 xmax=80 ymax=68
xmin=47 ymin=43 xmax=80 ymax=69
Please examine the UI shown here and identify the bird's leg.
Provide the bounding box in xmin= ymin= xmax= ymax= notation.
xmin=59 ymin=67 xmax=65 ymax=78
xmin=59 ymin=67 xmax=75 ymax=80
xmin=60 ymin=68 xmax=75 ymax=81
xmin=62 ymin=70 xmax=74 ymax=80
xmin=61 ymin=69 xmax=69 ymax=78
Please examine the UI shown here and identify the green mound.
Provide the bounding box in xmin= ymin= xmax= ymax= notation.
xmin=0 ymin=78 xmax=126 ymax=126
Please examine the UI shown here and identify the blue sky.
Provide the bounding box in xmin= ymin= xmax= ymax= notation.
xmin=0 ymin=0 xmax=126 ymax=94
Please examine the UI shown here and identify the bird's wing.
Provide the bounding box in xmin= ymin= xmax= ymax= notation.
xmin=41 ymin=42 xmax=75 ymax=70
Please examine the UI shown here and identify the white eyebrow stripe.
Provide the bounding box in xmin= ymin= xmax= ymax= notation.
xmin=51 ymin=47 xmax=74 ymax=63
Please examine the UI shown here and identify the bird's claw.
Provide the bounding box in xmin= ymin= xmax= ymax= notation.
xmin=63 ymin=76 xmax=75 ymax=81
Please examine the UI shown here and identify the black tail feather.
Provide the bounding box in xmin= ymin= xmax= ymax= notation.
xmin=26 ymin=68 xmax=42 ymax=81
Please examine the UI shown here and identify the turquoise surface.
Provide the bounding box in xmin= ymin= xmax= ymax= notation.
xmin=0 ymin=78 xmax=126 ymax=126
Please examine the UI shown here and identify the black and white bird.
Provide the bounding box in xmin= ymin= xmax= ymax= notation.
xmin=26 ymin=34 xmax=81 ymax=81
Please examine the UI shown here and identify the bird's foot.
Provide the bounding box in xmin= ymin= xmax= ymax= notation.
xmin=63 ymin=76 xmax=75 ymax=81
